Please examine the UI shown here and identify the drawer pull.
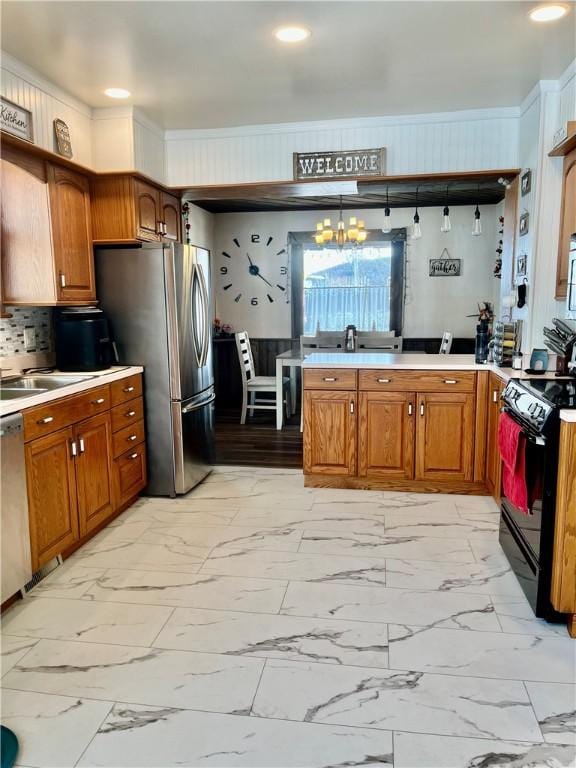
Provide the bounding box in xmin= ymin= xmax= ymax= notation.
xmin=129 ymin=452 xmax=139 ymax=460
xmin=323 ymin=377 xmax=337 ymax=382
xmin=70 ymin=440 xmax=77 ymax=457
xmin=444 ymin=379 xmax=458 ymax=384
xmin=123 ymin=385 xmax=135 ymax=393
xmin=350 ymin=400 xmax=355 ymax=414
xmin=420 ymin=402 xmax=425 ymax=416
xmin=59 ymin=272 xmax=66 ymax=288
xmin=125 ymin=410 xmax=136 ymax=417
xmin=408 ymin=403 xmax=413 ymax=416
xmin=376 ymin=378 xmax=391 ymax=383
xmin=91 ymin=397 xmax=105 ymax=405
xmin=37 ymin=416 xmax=54 ymax=425
xmin=493 ymin=390 xmax=499 ymax=403
xmin=128 ymin=434 xmax=137 ymax=442
xmin=79 ymin=438 xmax=85 ymax=454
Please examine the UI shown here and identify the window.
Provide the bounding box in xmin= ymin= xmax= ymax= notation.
xmin=290 ymin=231 xmax=405 ymax=337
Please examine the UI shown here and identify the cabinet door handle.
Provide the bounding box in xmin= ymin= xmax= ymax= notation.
xmin=59 ymin=272 xmax=66 ymax=288
xmin=125 ymin=410 xmax=136 ymax=417
xmin=70 ymin=440 xmax=77 ymax=457
xmin=129 ymin=452 xmax=139 ymax=460
xmin=123 ymin=386 xmax=135 ymax=393
xmin=444 ymin=379 xmax=458 ymax=385
xmin=323 ymin=377 xmax=337 ymax=382
xmin=79 ymin=437 xmax=85 ymax=454
xmin=91 ymin=397 xmax=105 ymax=405
xmin=377 ymin=378 xmax=391 ymax=383
xmin=493 ymin=390 xmax=499 ymax=403
xmin=408 ymin=403 xmax=413 ymax=416
xmin=420 ymin=402 xmax=425 ymax=416
xmin=350 ymin=400 xmax=355 ymax=414
xmin=128 ymin=434 xmax=137 ymax=441
xmin=37 ymin=416 xmax=54 ymax=425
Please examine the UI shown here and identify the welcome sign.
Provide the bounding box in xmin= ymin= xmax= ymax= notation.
xmin=293 ymin=148 xmax=385 ymax=180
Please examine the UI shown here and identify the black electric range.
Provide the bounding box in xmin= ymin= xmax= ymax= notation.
xmin=499 ymin=377 xmax=576 ymax=619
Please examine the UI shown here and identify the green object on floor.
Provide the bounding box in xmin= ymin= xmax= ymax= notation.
xmin=1 ymin=726 xmax=19 ymax=768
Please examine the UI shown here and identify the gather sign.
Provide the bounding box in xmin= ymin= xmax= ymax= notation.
xmin=293 ymin=148 xmax=385 ymax=180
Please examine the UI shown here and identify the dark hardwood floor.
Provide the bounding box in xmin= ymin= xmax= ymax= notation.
xmin=215 ymin=408 xmax=303 ymax=468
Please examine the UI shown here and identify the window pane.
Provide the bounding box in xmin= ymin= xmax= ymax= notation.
xmin=302 ymin=245 xmax=392 ymax=334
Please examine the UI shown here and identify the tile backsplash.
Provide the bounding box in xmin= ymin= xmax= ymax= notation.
xmin=0 ymin=306 xmax=53 ymax=356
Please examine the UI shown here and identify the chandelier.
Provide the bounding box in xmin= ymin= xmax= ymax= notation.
xmin=314 ymin=197 xmax=367 ymax=249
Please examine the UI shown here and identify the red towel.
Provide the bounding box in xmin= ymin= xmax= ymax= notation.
xmin=498 ymin=411 xmax=529 ymax=514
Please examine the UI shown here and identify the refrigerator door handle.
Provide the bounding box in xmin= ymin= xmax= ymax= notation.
xmin=196 ymin=262 xmax=211 ymax=368
xmin=190 ymin=263 xmax=203 ymax=369
xmin=182 ymin=392 xmax=216 ymax=414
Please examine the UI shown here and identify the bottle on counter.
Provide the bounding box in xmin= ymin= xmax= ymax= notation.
xmin=475 ymin=321 xmax=489 ymax=364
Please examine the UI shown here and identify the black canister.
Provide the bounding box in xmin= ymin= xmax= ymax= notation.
xmin=475 ymin=321 xmax=489 ymax=364
xmin=55 ymin=307 xmax=114 ymax=371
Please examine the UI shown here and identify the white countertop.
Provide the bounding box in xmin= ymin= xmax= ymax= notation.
xmin=560 ymin=410 xmax=576 ymax=423
xmin=0 ymin=366 xmax=144 ymax=418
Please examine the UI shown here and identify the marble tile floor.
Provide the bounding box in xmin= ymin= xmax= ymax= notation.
xmin=1 ymin=466 xmax=575 ymax=767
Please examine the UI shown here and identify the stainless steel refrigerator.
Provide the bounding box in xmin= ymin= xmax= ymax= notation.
xmin=96 ymin=243 xmax=215 ymax=496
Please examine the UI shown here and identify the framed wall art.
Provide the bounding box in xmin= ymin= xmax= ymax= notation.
xmin=0 ymin=96 xmax=33 ymax=142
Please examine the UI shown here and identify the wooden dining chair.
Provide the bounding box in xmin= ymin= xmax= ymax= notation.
xmin=235 ymin=331 xmax=291 ymax=425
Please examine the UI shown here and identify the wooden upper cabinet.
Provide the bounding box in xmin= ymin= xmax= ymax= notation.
xmin=556 ymin=147 xmax=576 ymax=299
xmin=74 ymin=412 xmax=115 ymax=537
xmin=358 ymin=391 xmax=415 ymax=479
xmin=303 ymin=390 xmax=356 ymax=475
xmin=47 ymin=164 xmax=96 ymax=303
xmin=91 ymin=175 xmax=181 ymax=244
xmin=134 ymin=179 xmax=161 ymax=242
xmin=25 ymin=427 xmax=79 ymax=571
xmin=161 ymin=191 xmax=182 ymax=242
xmin=485 ymin=372 xmax=505 ymax=499
xmin=415 ymin=392 xmax=475 ymax=482
xmin=1 ymin=149 xmax=95 ymax=306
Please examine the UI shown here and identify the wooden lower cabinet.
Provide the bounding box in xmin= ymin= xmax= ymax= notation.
xmin=485 ymin=372 xmax=505 ymax=499
xmin=415 ymin=392 xmax=475 ymax=482
xmin=23 ymin=376 xmax=146 ymax=572
xmin=551 ymin=421 xmax=576 ymax=637
xmin=303 ymin=390 xmax=356 ymax=475
xmin=75 ymin=412 xmax=115 ymax=537
xmin=25 ymin=427 xmax=79 ymax=572
xmin=359 ymin=391 xmax=415 ymax=479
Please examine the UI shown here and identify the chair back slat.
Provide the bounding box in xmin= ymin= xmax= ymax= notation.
xmin=235 ymin=331 xmax=255 ymax=381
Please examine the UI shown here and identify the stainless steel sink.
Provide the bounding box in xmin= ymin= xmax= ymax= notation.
xmin=0 ymin=388 xmax=47 ymax=400
xmin=4 ymin=374 xmax=95 ymax=391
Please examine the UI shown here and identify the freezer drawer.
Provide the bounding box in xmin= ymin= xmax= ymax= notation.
xmin=172 ymin=389 xmax=215 ymax=495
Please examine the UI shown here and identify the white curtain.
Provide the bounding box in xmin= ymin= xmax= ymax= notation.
xmin=303 ymin=286 xmax=391 ymax=334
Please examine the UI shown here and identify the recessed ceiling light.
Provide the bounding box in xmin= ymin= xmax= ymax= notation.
xmin=104 ymin=88 xmax=131 ymax=99
xmin=529 ymin=4 xmax=568 ymax=21
xmin=274 ymin=26 xmax=310 ymax=43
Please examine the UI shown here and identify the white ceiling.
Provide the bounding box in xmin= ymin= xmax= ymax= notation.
xmin=2 ymin=1 xmax=575 ymax=129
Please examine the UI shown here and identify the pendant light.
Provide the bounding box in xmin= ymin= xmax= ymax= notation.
xmin=441 ymin=185 xmax=451 ymax=233
xmin=382 ymin=186 xmax=392 ymax=234
xmin=472 ymin=205 xmax=482 ymax=236
xmin=412 ymin=187 xmax=422 ymax=239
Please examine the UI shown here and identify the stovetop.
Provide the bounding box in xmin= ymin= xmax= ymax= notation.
xmin=502 ymin=378 xmax=576 ymax=435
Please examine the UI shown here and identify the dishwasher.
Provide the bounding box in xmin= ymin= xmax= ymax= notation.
xmin=1 ymin=413 xmax=33 ymax=602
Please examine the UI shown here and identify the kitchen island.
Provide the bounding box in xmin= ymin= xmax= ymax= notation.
xmin=302 ymin=353 xmax=532 ymax=495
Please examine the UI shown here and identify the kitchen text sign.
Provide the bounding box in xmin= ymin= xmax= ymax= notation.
xmin=0 ymin=97 xmax=33 ymax=142
xmin=293 ymin=148 xmax=385 ymax=180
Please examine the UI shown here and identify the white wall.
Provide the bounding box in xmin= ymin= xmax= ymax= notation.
xmin=166 ymin=109 xmax=519 ymax=186
xmin=212 ymin=206 xmax=500 ymax=339
xmin=1 ymin=52 xmax=93 ymax=166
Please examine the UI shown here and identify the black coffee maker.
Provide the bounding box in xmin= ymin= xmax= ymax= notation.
xmin=55 ymin=307 xmax=116 ymax=371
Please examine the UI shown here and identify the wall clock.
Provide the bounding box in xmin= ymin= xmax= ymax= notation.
xmin=219 ymin=234 xmax=289 ymax=307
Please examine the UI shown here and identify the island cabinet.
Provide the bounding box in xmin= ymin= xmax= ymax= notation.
xmin=485 ymin=371 xmax=506 ymax=500
xmin=551 ymin=420 xmax=576 ymax=638
xmin=303 ymin=368 xmax=484 ymax=493
xmin=23 ymin=374 xmax=146 ymax=572
xmin=90 ymin=175 xmax=181 ymax=244
xmin=1 ymin=146 xmax=96 ymax=305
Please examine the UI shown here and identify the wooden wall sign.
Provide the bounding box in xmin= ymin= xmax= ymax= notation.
xmin=294 ymin=148 xmax=385 ymax=180
xmin=0 ymin=97 xmax=33 ymax=142
xmin=54 ymin=118 xmax=73 ymax=158
xmin=429 ymin=257 xmax=461 ymax=277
